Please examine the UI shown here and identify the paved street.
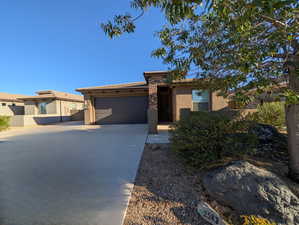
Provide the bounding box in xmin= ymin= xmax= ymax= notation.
xmin=0 ymin=122 xmax=147 ymax=225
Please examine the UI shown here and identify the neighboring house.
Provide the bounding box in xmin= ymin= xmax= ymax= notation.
xmin=0 ymin=92 xmax=29 ymax=116
xmin=76 ymin=71 xmax=228 ymax=133
xmin=10 ymin=90 xmax=84 ymax=127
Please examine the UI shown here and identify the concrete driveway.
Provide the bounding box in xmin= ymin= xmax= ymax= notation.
xmin=0 ymin=122 xmax=148 ymax=225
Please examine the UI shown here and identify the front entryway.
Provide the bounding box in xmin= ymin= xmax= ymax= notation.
xmin=158 ymin=86 xmax=173 ymax=123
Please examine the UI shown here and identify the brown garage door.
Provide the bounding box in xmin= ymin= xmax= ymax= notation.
xmin=95 ymin=96 xmax=148 ymax=124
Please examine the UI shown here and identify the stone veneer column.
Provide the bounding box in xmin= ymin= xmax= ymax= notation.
xmin=147 ymin=75 xmax=166 ymax=134
xmin=148 ymin=79 xmax=158 ymax=134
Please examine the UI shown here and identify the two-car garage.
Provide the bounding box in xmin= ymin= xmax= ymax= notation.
xmin=76 ymin=81 xmax=150 ymax=125
xmin=94 ymin=96 xmax=148 ymax=125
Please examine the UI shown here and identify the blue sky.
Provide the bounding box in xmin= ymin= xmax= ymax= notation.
xmin=0 ymin=0 xmax=167 ymax=95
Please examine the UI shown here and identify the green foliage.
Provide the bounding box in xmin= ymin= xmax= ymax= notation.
xmin=101 ymin=0 xmax=299 ymax=181
xmin=101 ymin=14 xmax=136 ymax=38
xmin=169 ymin=111 xmax=257 ymax=168
xmin=102 ymin=0 xmax=299 ymax=106
xmin=283 ymin=89 xmax=299 ymax=105
xmin=246 ymin=102 xmax=286 ymax=129
xmin=0 ymin=116 xmax=10 ymax=131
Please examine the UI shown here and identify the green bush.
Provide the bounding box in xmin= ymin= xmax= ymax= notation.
xmin=247 ymin=102 xmax=285 ymax=129
xmin=0 ymin=116 xmax=10 ymax=131
xmin=170 ymin=111 xmax=257 ymax=168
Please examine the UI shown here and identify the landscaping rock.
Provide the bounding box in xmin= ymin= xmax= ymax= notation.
xmin=202 ymin=161 xmax=299 ymax=225
xmin=249 ymin=123 xmax=288 ymax=163
xmin=249 ymin=123 xmax=284 ymax=144
xmin=197 ymin=201 xmax=225 ymax=225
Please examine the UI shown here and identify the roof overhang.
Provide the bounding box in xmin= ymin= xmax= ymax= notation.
xmin=76 ymin=82 xmax=148 ymax=94
xmin=0 ymin=98 xmax=24 ymax=103
xmin=143 ymin=71 xmax=170 ymax=83
xmin=18 ymin=96 xmax=84 ymax=103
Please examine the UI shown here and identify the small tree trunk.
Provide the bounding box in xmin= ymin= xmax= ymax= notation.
xmin=287 ymin=54 xmax=299 ymax=182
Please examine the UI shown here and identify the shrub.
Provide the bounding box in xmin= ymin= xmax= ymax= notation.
xmin=170 ymin=111 xmax=257 ymax=168
xmin=246 ymin=102 xmax=285 ymax=129
xmin=0 ymin=116 xmax=10 ymax=131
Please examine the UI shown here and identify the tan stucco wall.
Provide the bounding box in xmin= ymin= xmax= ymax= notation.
xmin=10 ymin=100 xmax=84 ymax=127
xmin=47 ymin=100 xmax=57 ymax=114
xmin=172 ymin=87 xmax=229 ymax=121
xmin=56 ymin=100 xmax=84 ymax=116
xmin=9 ymin=114 xmax=73 ymax=127
xmin=0 ymin=101 xmax=24 ymax=116
xmin=24 ymin=101 xmax=38 ymax=115
xmin=83 ymin=95 xmax=95 ymax=125
xmin=172 ymin=87 xmax=192 ymax=121
xmin=211 ymin=92 xmax=229 ymax=111
xmin=24 ymin=99 xmax=83 ymax=116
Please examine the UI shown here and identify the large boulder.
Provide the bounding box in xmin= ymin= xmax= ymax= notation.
xmin=202 ymin=161 xmax=299 ymax=225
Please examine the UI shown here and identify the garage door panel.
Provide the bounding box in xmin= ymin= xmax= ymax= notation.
xmin=95 ymin=96 xmax=148 ymax=124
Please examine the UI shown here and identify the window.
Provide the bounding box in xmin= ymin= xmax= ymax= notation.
xmin=12 ymin=103 xmax=16 ymax=106
xmin=38 ymin=102 xmax=48 ymax=114
xmin=192 ymin=90 xmax=210 ymax=111
xmin=2 ymin=103 xmax=6 ymax=106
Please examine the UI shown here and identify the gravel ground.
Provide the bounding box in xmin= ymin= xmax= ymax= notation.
xmin=123 ymin=144 xmax=209 ymax=225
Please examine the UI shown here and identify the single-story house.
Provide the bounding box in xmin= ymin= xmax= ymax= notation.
xmin=0 ymin=92 xmax=29 ymax=116
xmin=10 ymin=90 xmax=84 ymax=126
xmin=76 ymin=71 xmax=228 ymax=133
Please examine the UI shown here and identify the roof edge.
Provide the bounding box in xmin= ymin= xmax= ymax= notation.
xmin=143 ymin=71 xmax=170 ymax=83
xmin=76 ymin=81 xmax=148 ymax=92
xmin=18 ymin=96 xmax=84 ymax=103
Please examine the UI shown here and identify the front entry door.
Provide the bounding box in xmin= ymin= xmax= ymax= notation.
xmin=158 ymin=87 xmax=172 ymax=122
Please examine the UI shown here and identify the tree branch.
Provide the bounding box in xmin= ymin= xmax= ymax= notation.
xmin=260 ymin=15 xmax=288 ymax=28
xmin=273 ymin=53 xmax=288 ymax=58
xmin=132 ymin=9 xmax=145 ymax=22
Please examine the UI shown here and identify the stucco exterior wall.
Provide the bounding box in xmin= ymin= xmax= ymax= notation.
xmin=211 ymin=92 xmax=229 ymax=111
xmin=9 ymin=115 xmax=24 ymax=127
xmin=24 ymin=101 xmax=38 ymax=115
xmin=0 ymin=101 xmax=24 ymax=116
xmin=56 ymin=100 xmax=84 ymax=116
xmin=25 ymin=100 xmax=55 ymax=115
xmin=10 ymin=99 xmax=84 ymax=127
xmin=172 ymin=87 xmax=192 ymax=121
xmin=9 ymin=115 xmax=72 ymax=127
xmin=70 ymin=110 xmax=84 ymax=121
xmin=172 ymin=88 xmax=229 ymax=121
xmin=24 ymin=99 xmax=83 ymax=116
xmin=46 ymin=100 xmax=57 ymax=114
xmin=84 ymin=95 xmax=95 ymax=125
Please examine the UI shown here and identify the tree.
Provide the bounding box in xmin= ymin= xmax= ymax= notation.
xmin=102 ymin=0 xmax=299 ymax=181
